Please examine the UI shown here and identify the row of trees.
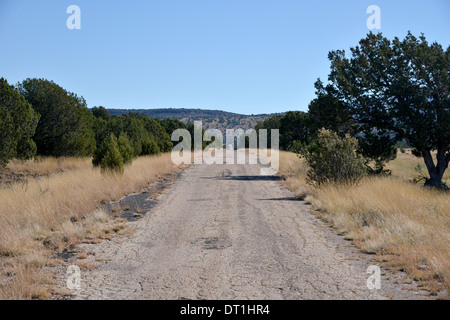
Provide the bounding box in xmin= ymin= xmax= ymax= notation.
xmin=0 ymin=78 xmax=187 ymax=171
xmin=256 ymin=32 xmax=449 ymax=188
xmin=91 ymin=108 xmax=187 ymax=172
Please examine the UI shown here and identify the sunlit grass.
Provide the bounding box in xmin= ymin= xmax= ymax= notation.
xmin=0 ymin=153 xmax=180 ymax=299
xmin=279 ymin=150 xmax=450 ymax=297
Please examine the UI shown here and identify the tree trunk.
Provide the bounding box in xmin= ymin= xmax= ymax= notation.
xmin=422 ymin=149 xmax=449 ymax=188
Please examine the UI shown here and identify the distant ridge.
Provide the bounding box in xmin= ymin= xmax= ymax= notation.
xmin=107 ymin=108 xmax=283 ymax=130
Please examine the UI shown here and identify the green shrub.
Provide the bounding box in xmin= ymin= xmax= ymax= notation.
xmin=300 ymin=129 xmax=366 ymax=186
xmin=117 ymin=132 xmax=134 ymax=164
xmin=290 ymin=140 xmax=305 ymax=154
xmin=93 ymin=133 xmax=124 ymax=174
xmin=16 ymin=137 xmax=38 ymax=161
xmin=141 ymin=137 xmax=160 ymax=155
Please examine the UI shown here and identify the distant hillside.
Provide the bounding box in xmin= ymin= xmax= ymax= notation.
xmin=107 ymin=108 xmax=282 ymax=131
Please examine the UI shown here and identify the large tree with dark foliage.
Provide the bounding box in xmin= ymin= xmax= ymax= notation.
xmin=0 ymin=78 xmax=40 ymax=166
xmin=17 ymin=78 xmax=96 ymax=157
xmin=279 ymin=111 xmax=311 ymax=150
xmin=308 ymin=79 xmax=356 ymax=138
xmin=309 ymin=79 xmax=397 ymax=173
xmin=255 ymin=112 xmax=310 ymax=151
xmin=255 ymin=114 xmax=283 ymax=149
xmin=327 ymin=32 xmax=449 ymax=187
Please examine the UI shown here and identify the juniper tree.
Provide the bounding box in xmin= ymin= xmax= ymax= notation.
xmin=327 ymin=32 xmax=449 ymax=187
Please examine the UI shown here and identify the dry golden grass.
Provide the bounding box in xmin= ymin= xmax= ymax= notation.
xmin=278 ymin=151 xmax=311 ymax=199
xmin=386 ymin=149 xmax=450 ymax=185
xmin=0 ymin=153 xmax=181 ymax=299
xmin=6 ymin=157 xmax=92 ymax=176
xmin=279 ymin=150 xmax=450 ymax=297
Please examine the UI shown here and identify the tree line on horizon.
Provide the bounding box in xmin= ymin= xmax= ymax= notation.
xmin=255 ymin=32 xmax=449 ymax=188
xmin=0 ymin=78 xmax=187 ymax=172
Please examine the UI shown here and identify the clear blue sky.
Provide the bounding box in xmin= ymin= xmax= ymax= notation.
xmin=0 ymin=1 xmax=449 ymax=115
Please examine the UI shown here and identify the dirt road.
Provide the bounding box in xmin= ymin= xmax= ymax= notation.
xmin=70 ymin=152 xmax=426 ymax=300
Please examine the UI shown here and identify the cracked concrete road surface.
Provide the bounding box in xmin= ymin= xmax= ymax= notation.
xmin=71 ymin=152 xmax=425 ymax=300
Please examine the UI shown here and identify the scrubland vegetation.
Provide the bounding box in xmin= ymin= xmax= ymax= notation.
xmin=257 ymin=32 xmax=449 ymax=297
xmin=4 ymin=157 xmax=92 ymax=177
xmin=1 ymin=77 xmax=188 ymax=172
xmin=1 ymin=29 xmax=448 ymax=299
xmin=0 ymin=75 xmax=191 ymax=298
xmin=278 ymin=150 xmax=449 ymax=297
xmin=256 ymin=32 xmax=449 ymax=188
xmin=0 ymin=154 xmax=180 ymax=299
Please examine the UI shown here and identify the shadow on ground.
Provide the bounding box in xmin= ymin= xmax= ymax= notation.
xmin=203 ymin=175 xmax=284 ymax=181
xmin=256 ymin=197 xmax=303 ymax=201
